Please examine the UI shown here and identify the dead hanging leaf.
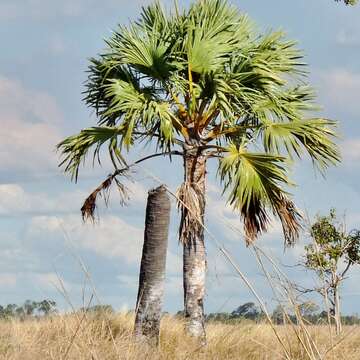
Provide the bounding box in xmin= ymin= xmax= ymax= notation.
xmin=275 ymin=196 xmax=302 ymax=247
xmin=241 ymin=195 xmax=301 ymax=247
xmin=242 ymin=201 xmax=270 ymax=246
xmin=81 ymin=170 xmax=130 ymax=222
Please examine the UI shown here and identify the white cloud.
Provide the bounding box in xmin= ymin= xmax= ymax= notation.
xmin=0 ymin=76 xmax=62 ymax=124
xmin=0 ymin=184 xmax=30 ymax=215
xmin=0 ymin=184 xmax=55 ymax=215
xmin=122 ymin=181 xmax=148 ymax=205
xmin=0 ymin=178 xmax=153 ymax=218
xmin=0 ymin=76 xmax=63 ymax=177
xmin=75 ymin=216 xmax=143 ymax=263
xmin=0 ymin=1 xmax=82 ymax=20
xmin=0 ymin=182 xmax=181 ymax=270
xmin=0 ymin=273 xmax=17 ymax=288
xmin=336 ymin=28 xmax=360 ymax=47
xmin=0 ymin=184 xmax=87 ymax=215
xmin=33 ymin=272 xmax=73 ymax=292
xmin=341 ymin=138 xmax=360 ymax=164
xmin=27 ymin=214 xmax=144 ymax=264
xmin=48 ymin=35 xmax=67 ymax=55
xmin=0 ymin=0 xmax=150 ymax=21
xmin=0 ymin=3 xmax=20 ymax=21
xmin=316 ymin=68 xmax=360 ymax=115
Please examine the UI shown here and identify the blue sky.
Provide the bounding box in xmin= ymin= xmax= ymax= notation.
xmin=1 ymin=0 xmax=360 ymax=315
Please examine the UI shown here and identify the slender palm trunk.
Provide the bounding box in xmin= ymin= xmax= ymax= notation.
xmin=134 ymin=185 xmax=171 ymax=346
xmin=180 ymin=145 xmax=207 ymax=341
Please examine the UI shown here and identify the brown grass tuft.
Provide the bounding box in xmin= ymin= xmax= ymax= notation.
xmin=1 ymin=313 xmax=360 ymax=360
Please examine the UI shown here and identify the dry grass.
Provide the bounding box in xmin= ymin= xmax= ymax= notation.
xmin=1 ymin=313 xmax=360 ymax=360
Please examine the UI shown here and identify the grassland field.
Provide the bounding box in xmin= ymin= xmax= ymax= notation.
xmin=0 ymin=312 xmax=360 ymax=359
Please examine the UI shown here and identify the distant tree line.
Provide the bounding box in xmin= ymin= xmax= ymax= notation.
xmin=205 ymin=302 xmax=360 ymax=326
xmin=0 ymin=300 xmax=57 ymax=320
xmin=79 ymin=304 xmax=115 ymax=316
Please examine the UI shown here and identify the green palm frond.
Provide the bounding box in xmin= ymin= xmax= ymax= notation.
xmin=110 ymin=26 xmax=179 ymax=81
xmin=102 ymin=79 xmax=176 ymax=147
xmin=252 ymin=86 xmax=318 ymax=123
xmin=138 ymin=1 xmax=169 ymax=34
xmin=107 ymin=1 xmax=182 ymax=83
xmin=85 ymin=58 xmax=138 ymax=126
xmin=219 ymin=143 xmax=301 ymax=244
xmin=57 ymin=126 xmax=127 ymax=181
xmin=184 ymin=0 xmax=244 ymax=74
xmin=260 ymin=118 xmax=340 ymax=170
xmin=253 ymin=31 xmax=306 ymax=77
xmin=228 ymin=33 xmax=305 ymax=94
xmin=196 ymin=34 xmax=312 ymax=131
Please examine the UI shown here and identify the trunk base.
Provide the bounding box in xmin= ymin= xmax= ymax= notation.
xmin=183 ymin=230 xmax=206 ymax=342
xmin=134 ymin=185 xmax=171 ymax=346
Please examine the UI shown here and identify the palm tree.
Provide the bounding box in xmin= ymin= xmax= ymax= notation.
xmin=57 ymin=0 xmax=340 ymax=340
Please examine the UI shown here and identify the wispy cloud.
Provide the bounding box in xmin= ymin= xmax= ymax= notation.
xmin=0 ymin=273 xmax=17 ymax=288
xmin=0 ymin=0 xmax=150 ymax=21
xmin=0 ymin=183 xmax=90 ymax=216
xmin=0 ymin=76 xmax=63 ymax=180
xmin=315 ymin=68 xmax=360 ymax=115
xmin=336 ymin=28 xmax=360 ymax=47
xmin=341 ymin=138 xmax=360 ymax=164
xmin=26 ymin=214 xmax=144 ymax=264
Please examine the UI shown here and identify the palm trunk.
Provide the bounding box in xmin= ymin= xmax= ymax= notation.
xmin=180 ymin=145 xmax=207 ymax=341
xmin=134 ymin=185 xmax=171 ymax=346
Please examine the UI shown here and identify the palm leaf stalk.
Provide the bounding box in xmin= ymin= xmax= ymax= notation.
xmin=57 ymin=0 xmax=340 ymax=340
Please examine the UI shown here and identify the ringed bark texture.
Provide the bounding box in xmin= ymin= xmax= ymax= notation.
xmin=134 ymin=185 xmax=171 ymax=345
xmin=180 ymin=146 xmax=207 ymax=341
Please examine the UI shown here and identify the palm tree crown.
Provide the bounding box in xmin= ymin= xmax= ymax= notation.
xmin=58 ymin=0 xmax=340 ymax=244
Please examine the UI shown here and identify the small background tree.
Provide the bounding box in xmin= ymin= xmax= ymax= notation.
xmin=335 ymin=0 xmax=357 ymax=5
xmin=0 ymin=300 xmax=57 ymax=320
xmin=231 ymin=302 xmax=261 ymax=321
xmin=304 ymin=209 xmax=360 ymax=334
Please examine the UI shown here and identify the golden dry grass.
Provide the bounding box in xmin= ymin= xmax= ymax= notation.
xmin=0 ymin=313 xmax=360 ymax=360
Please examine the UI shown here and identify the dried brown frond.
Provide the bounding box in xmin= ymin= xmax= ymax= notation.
xmin=242 ymin=202 xmax=270 ymax=246
xmin=81 ymin=170 xmax=129 ymax=222
xmin=176 ymin=182 xmax=203 ymax=244
xmin=275 ymin=196 xmax=303 ymax=247
xmin=241 ymin=196 xmax=301 ymax=246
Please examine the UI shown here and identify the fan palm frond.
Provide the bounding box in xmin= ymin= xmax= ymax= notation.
xmin=184 ymin=0 xmax=244 ymax=75
xmin=260 ymin=118 xmax=340 ymax=170
xmin=219 ymin=142 xmax=301 ymax=244
xmin=57 ymin=126 xmax=127 ymax=181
